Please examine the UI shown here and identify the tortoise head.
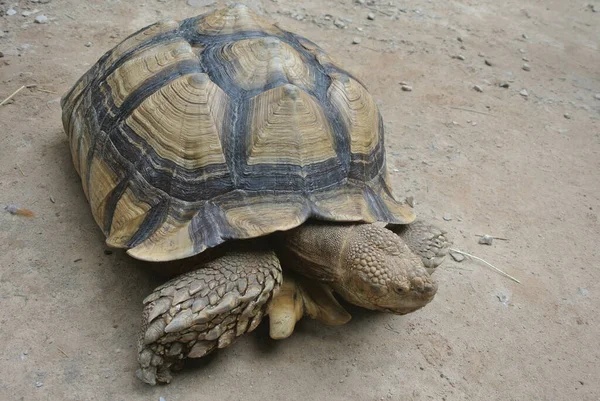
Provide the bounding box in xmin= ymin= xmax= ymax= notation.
xmin=332 ymin=224 xmax=438 ymax=315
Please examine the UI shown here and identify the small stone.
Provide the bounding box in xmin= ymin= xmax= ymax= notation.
xmin=352 ymin=37 xmax=361 ymax=44
xmin=478 ymin=235 xmax=493 ymax=245
xmin=401 ymin=85 xmax=412 ymax=92
xmin=187 ymin=0 xmax=216 ymax=7
xmin=594 ymin=94 xmax=600 ymax=100
xmin=35 ymin=382 xmax=43 ymax=388
xmin=473 ymin=85 xmax=483 ymax=92
xmin=519 ymin=48 xmax=526 ymax=54
xmin=457 ymin=37 xmax=463 ymax=42
xmin=85 ymin=42 xmax=93 ymax=47
xmin=455 ymin=54 xmax=465 ymax=61
xmin=6 ymin=9 xmax=17 ymax=16
xmin=443 ymin=215 xmax=452 ymax=221
xmin=356 ymin=0 xmax=365 ymax=4
xmin=34 ymin=15 xmax=48 ymax=24
xmin=564 ymin=113 xmax=571 ymax=119
xmin=522 ymin=33 xmax=529 ymax=39
xmin=522 ymin=63 xmax=531 ymax=71
xmin=449 ymin=251 xmax=465 ymax=262
xmin=484 ymin=59 xmax=493 ymax=66
xmin=520 ymin=89 xmax=529 ymax=97
xmin=0 ymin=52 xmax=4 ymax=58
xmin=522 ymin=57 xmax=530 ymax=62
xmin=367 ymin=13 xmax=375 ymax=20
xmin=334 ymin=19 xmax=346 ymax=29
xmin=499 ymin=82 xmax=510 ymax=88
xmin=478 ymin=52 xmax=486 ymax=57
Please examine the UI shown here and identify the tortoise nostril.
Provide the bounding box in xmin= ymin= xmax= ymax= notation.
xmin=410 ymin=277 xmax=438 ymax=296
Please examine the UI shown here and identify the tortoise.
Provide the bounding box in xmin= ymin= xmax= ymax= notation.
xmin=60 ymin=4 xmax=451 ymax=385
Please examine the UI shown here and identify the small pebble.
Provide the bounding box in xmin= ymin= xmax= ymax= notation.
xmin=522 ymin=63 xmax=531 ymax=71
xmin=85 ymin=42 xmax=93 ymax=47
xmin=478 ymin=52 xmax=485 ymax=57
xmin=0 ymin=52 xmax=4 ymax=58
xmin=473 ymin=85 xmax=483 ymax=92
xmin=455 ymin=54 xmax=465 ymax=61
xmin=357 ymin=0 xmax=365 ymax=4
xmin=449 ymin=251 xmax=465 ymax=263
xmin=5 ymin=205 xmax=19 ymax=215
xmin=367 ymin=13 xmax=375 ymax=20
xmin=522 ymin=33 xmax=529 ymax=39
xmin=352 ymin=37 xmax=361 ymax=44
xmin=160 ymin=397 xmax=166 ymax=401
xmin=401 ymin=85 xmax=412 ymax=92
xmin=334 ymin=19 xmax=346 ymax=29
xmin=595 ymin=94 xmax=600 ymax=100
xmin=519 ymin=48 xmax=526 ymax=54
xmin=484 ymin=59 xmax=493 ymax=66
xmin=457 ymin=37 xmax=463 ymax=42
xmin=443 ymin=215 xmax=452 ymax=221
xmin=478 ymin=235 xmax=493 ymax=245
xmin=187 ymin=0 xmax=217 ymax=6
xmin=35 ymin=382 xmax=44 ymax=388
xmin=522 ymin=56 xmax=530 ymax=62
xmin=499 ymin=82 xmax=510 ymax=88
xmin=34 ymin=15 xmax=48 ymax=24
xmin=6 ymin=9 xmax=17 ymax=16
xmin=564 ymin=113 xmax=571 ymax=119
xmin=520 ymin=89 xmax=529 ymax=97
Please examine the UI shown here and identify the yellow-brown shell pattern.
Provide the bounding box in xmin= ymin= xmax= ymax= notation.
xmin=61 ymin=4 xmax=414 ymax=262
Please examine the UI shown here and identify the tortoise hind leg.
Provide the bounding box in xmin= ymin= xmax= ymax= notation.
xmin=389 ymin=220 xmax=453 ymax=274
xmin=267 ymin=273 xmax=351 ymax=340
xmin=137 ymin=251 xmax=282 ymax=385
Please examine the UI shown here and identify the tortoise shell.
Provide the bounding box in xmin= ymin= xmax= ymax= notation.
xmin=61 ymin=4 xmax=414 ymax=262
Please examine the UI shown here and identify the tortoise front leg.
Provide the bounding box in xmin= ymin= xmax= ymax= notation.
xmin=137 ymin=251 xmax=282 ymax=385
xmin=389 ymin=221 xmax=453 ymax=274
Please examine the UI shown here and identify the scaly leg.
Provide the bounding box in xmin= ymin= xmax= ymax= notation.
xmin=137 ymin=251 xmax=282 ymax=385
xmin=267 ymin=273 xmax=351 ymax=340
xmin=389 ymin=220 xmax=452 ymax=274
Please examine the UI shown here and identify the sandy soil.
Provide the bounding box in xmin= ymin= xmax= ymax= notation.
xmin=1 ymin=0 xmax=599 ymax=400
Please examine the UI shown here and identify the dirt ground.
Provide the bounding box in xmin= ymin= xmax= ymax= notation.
xmin=1 ymin=0 xmax=599 ymax=400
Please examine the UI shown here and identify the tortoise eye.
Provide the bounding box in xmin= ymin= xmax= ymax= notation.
xmin=394 ymin=284 xmax=408 ymax=295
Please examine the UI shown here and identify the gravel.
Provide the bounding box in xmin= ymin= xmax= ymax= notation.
xmin=34 ymin=15 xmax=49 ymax=24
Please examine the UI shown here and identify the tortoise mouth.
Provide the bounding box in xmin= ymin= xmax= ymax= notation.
xmin=379 ymin=291 xmax=437 ymax=315
xmin=383 ymin=305 xmax=427 ymax=315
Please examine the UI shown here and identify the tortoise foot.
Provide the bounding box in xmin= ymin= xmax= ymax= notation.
xmin=390 ymin=220 xmax=453 ymax=273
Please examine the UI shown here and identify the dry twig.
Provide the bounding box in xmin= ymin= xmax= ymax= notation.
xmin=449 ymin=248 xmax=521 ymax=284
xmin=449 ymin=106 xmax=495 ymax=117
